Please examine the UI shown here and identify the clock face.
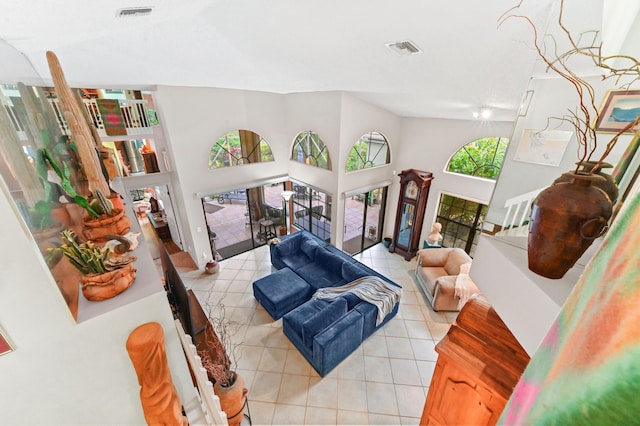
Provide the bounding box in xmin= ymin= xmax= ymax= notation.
xmin=405 ymin=180 xmax=419 ymax=200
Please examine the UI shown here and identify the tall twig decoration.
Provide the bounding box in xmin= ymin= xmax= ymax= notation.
xmin=499 ymin=0 xmax=640 ymax=174
xmin=46 ymin=51 xmax=110 ymax=196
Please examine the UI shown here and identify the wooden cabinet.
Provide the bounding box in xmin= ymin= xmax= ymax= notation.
xmin=420 ymin=295 xmax=530 ymax=425
xmin=390 ymin=169 xmax=433 ymax=260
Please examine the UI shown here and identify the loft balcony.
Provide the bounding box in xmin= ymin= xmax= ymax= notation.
xmin=2 ymin=95 xmax=155 ymax=142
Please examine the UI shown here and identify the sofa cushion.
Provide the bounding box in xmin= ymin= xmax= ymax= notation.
xmin=300 ymin=238 xmax=320 ymax=258
xmin=341 ymin=262 xmax=365 ymax=283
xmin=283 ymin=299 xmax=331 ymax=339
xmin=444 ymin=249 xmax=472 ymax=275
xmin=253 ymin=267 xmax=312 ymax=319
xmin=418 ymin=266 xmax=448 ymax=295
xmin=301 ymin=297 xmax=348 ymax=347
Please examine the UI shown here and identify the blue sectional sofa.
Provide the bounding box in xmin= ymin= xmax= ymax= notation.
xmin=252 ymin=231 xmax=401 ymax=376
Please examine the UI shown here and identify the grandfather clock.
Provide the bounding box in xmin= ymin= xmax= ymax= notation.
xmin=390 ymin=169 xmax=433 ymax=260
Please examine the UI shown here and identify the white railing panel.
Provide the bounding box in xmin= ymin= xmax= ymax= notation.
xmin=501 ymin=187 xmax=546 ymax=231
xmin=174 ymin=319 xmax=228 ymax=426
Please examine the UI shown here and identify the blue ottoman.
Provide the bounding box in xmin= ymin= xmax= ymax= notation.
xmin=253 ymin=267 xmax=312 ymax=320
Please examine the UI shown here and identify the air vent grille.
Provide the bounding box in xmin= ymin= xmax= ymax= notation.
xmin=385 ymin=40 xmax=422 ymax=56
xmin=117 ymin=7 xmax=153 ymax=17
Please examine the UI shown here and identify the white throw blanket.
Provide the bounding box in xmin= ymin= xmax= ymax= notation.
xmin=312 ymin=276 xmax=402 ymax=326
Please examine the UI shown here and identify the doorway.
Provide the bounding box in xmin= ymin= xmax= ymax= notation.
xmin=342 ymin=187 xmax=387 ymax=255
xmin=202 ymin=182 xmax=286 ymax=259
xmin=435 ymin=193 xmax=487 ymax=256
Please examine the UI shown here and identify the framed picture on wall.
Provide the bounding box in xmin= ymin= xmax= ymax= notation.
xmin=596 ymin=90 xmax=640 ymax=133
xmin=513 ymin=129 xmax=573 ymax=166
xmin=0 ymin=327 xmax=14 ymax=356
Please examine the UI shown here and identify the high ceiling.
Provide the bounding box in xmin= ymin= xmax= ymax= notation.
xmin=0 ymin=0 xmax=614 ymax=121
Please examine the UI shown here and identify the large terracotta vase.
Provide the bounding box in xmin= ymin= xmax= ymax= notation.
xmin=528 ymin=172 xmax=612 ymax=279
xmin=83 ymin=208 xmax=131 ymax=241
xmin=554 ymin=161 xmax=618 ymax=204
xmin=81 ymin=262 xmax=137 ymax=301
xmin=214 ymin=372 xmax=248 ymax=426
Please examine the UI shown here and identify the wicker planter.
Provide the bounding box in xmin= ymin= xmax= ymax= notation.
xmin=83 ymin=208 xmax=131 ymax=241
xmin=81 ymin=263 xmax=137 ymax=301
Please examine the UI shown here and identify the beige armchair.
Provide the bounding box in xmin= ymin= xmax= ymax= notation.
xmin=415 ymin=248 xmax=480 ymax=311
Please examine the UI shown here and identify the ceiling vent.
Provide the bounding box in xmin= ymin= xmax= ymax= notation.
xmin=385 ymin=40 xmax=422 ymax=56
xmin=116 ymin=7 xmax=153 ymax=17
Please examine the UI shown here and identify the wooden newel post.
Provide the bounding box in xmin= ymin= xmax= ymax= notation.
xmin=126 ymin=322 xmax=188 ymax=426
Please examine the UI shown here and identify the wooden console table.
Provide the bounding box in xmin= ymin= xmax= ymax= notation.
xmin=420 ymin=295 xmax=530 ymax=425
xmin=147 ymin=212 xmax=171 ymax=242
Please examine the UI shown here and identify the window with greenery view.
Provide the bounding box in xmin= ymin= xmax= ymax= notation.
xmin=209 ymin=129 xmax=274 ymax=169
xmin=291 ymin=131 xmax=332 ymax=170
xmin=346 ymin=131 xmax=390 ymax=172
xmin=447 ymin=137 xmax=508 ymax=180
xmin=436 ymin=194 xmax=488 ymax=257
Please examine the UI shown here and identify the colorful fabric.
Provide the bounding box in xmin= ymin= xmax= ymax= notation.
xmin=499 ymin=191 xmax=640 ymax=424
xmin=96 ymin=99 xmax=127 ymax=136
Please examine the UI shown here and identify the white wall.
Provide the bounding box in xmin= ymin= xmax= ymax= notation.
xmin=487 ymin=75 xmax=634 ymax=225
xmin=0 ymin=179 xmax=196 ymax=424
xmin=154 ymin=85 xmax=288 ymax=265
xmin=336 ymin=94 xmax=401 ymax=247
xmin=395 ymin=117 xmax=513 ymax=247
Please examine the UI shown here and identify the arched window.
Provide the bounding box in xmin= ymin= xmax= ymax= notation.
xmin=346 ymin=131 xmax=390 ymax=172
xmin=208 ymin=129 xmax=274 ymax=169
xmin=447 ymin=137 xmax=509 ymax=180
xmin=291 ymin=131 xmax=332 ymax=170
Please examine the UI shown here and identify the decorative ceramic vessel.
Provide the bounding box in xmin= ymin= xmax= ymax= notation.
xmin=554 ymin=161 xmax=618 ymax=204
xmin=214 ymin=372 xmax=248 ymax=426
xmin=81 ymin=262 xmax=137 ymax=301
xmin=528 ymin=172 xmax=612 ymax=279
xmin=204 ymin=260 xmax=219 ymax=274
xmin=83 ymin=208 xmax=131 ymax=241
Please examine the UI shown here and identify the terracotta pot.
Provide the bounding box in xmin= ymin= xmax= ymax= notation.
xmin=528 ymin=172 xmax=612 ymax=279
xmin=83 ymin=208 xmax=131 ymax=241
xmin=554 ymin=161 xmax=618 ymax=204
xmin=109 ymin=192 xmax=125 ymax=212
xmin=81 ymin=263 xmax=137 ymax=301
xmin=50 ymin=204 xmax=72 ymax=227
xmin=214 ymin=372 xmax=248 ymax=426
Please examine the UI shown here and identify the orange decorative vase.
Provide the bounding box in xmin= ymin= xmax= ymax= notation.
xmin=81 ymin=263 xmax=137 ymax=301
xmin=83 ymin=208 xmax=131 ymax=241
xmin=214 ymin=372 xmax=248 ymax=426
xmin=528 ymin=173 xmax=612 ymax=279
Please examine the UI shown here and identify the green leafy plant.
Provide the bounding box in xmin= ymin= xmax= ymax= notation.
xmin=58 ymin=229 xmax=109 ymax=275
xmin=39 ymin=147 xmax=99 ymax=218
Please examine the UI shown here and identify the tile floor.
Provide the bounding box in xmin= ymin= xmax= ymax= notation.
xmin=179 ymin=242 xmax=457 ymax=425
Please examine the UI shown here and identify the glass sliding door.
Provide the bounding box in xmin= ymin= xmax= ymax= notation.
xmin=342 ymin=187 xmax=387 ymax=255
xmin=202 ymin=182 xmax=286 ymax=259
xmin=291 ymin=182 xmax=332 ymax=242
xmin=435 ymin=193 xmax=487 ymax=257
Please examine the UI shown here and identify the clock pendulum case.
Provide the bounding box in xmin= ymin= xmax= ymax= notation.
xmin=389 ymin=169 xmax=434 ymax=260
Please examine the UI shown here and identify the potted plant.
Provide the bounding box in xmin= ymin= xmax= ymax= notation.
xmin=57 ymin=229 xmax=137 ymax=301
xmin=501 ymin=0 xmax=640 ymax=279
xmin=197 ymin=296 xmax=246 ymax=426
xmin=41 ymin=147 xmax=130 ymax=241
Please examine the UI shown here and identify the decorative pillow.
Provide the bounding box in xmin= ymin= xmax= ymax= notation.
xmin=301 ymin=297 xmax=348 ymax=348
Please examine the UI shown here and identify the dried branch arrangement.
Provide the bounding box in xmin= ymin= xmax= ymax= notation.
xmin=500 ymin=0 xmax=640 ymax=173
xmin=198 ymin=293 xmax=243 ymax=387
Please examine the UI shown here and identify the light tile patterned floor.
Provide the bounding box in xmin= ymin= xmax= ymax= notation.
xmin=180 ymin=242 xmax=457 ymax=425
